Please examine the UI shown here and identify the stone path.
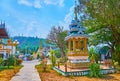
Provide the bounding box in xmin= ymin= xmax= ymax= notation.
xmin=10 ymin=60 xmax=41 ymax=81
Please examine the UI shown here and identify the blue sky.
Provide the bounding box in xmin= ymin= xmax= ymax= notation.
xmin=0 ymin=0 xmax=75 ymax=38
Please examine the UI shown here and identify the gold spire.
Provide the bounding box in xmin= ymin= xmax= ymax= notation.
xmin=39 ymin=39 xmax=42 ymax=49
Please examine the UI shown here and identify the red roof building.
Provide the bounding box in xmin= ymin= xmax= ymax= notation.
xmin=0 ymin=22 xmax=9 ymax=38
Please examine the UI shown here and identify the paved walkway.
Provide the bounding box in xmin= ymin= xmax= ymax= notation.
xmin=10 ymin=60 xmax=41 ymax=81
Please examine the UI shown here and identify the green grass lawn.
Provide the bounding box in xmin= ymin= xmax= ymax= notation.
xmin=0 ymin=65 xmax=23 ymax=71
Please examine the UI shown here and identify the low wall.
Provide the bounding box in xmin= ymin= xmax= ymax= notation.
xmin=53 ymin=67 xmax=116 ymax=76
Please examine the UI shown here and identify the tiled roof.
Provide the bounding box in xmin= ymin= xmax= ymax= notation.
xmin=0 ymin=23 xmax=9 ymax=38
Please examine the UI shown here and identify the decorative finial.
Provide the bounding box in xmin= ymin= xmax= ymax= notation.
xmin=74 ymin=0 xmax=78 ymax=20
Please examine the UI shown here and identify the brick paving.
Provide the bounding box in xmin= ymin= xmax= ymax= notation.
xmin=10 ymin=60 xmax=41 ymax=81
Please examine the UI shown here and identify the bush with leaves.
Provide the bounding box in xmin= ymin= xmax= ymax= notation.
xmin=37 ymin=54 xmax=40 ymax=59
xmin=89 ymin=47 xmax=102 ymax=77
xmin=113 ymin=61 xmax=120 ymax=73
xmin=0 ymin=57 xmax=3 ymax=66
xmin=54 ymin=49 xmax=61 ymax=58
xmin=58 ymin=56 xmax=67 ymax=63
xmin=0 ymin=57 xmax=3 ymax=70
xmin=2 ymin=55 xmax=22 ymax=68
xmin=112 ymin=45 xmax=120 ymax=65
xmin=89 ymin=63 xmax=101 ymax=77
xmin=17 ymin=59 xmax=23 ymax=66
xmin=41 ymin=59 xmax=47 ymax=72
xmin=50 ymin=50 xmax=56 ymax=67
xmin=89 ymin=47 xmax=99 ymax=63
xmin=6 ymin=55 xmax=15 ymax=68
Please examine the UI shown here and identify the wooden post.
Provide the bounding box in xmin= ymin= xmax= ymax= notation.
xmin=73 ymin=38 xmax=76 ymax=52
xmin=43 ymin=58 xmax=47 ymax=72
xmin=68 ymin=39 xmax=71 ymax=52
xmin=76 ymin=38 xmax=78 ymax=49
xmin=78 ymin=38 xmax=80 ymax=51
xmin=84 ymin=38 xmax=87 ymax=54
xmin=65 ymin=63 xmax=67 ymax=72
xmin=58 ymin=61 xmax=60 ymax=68
xmin=81 ymin=38 xmax=83 ymax=53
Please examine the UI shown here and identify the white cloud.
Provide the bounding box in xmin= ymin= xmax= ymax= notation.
xmin=18 ymin=0 xmax=64 ymax=8
xmin=44 ymin=0 xmax=64 ymax=7
xmin=34 ymin=0 xmax=42 ymax=8
xmin=59 ymin=5 xmax=74 ymax=29
xmin=44 ymin=0 xmax=54 ymax=5
xmin=24 ymin=21 xmax=45 ymax=37
xmin=25 ymin=21 xmax=37 ymax=36
xmin=18 ymin=0 xmax=32 ymax=6
xmin=18 ymin=0 xmax=42 ymax=8
xmin=59 ymin=0 xmax=64 ymax=7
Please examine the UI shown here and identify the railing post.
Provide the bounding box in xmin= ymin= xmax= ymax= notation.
xmin=65 ymin=63 xmax=67 ymax=72
xmin=58 ymin=61 xmax=60 ymax=68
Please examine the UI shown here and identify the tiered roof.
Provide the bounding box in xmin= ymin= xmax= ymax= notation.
xmin=0 ymin=22 xmax=9 ymax=38
xmin=65 ymin=2 xmax=89 ymax=40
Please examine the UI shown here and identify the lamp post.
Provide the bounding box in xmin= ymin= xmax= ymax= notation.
xmin=13 ymin=40 xmax=19 ymax=67
xmin=13 ymin=40 xmax=19 ymax=54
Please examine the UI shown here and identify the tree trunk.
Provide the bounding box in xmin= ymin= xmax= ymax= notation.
xmin=60 ymin=48 xmax=65 ymax=58
xmin=109 ymin=25 xmax=120 ymax=64
xmin=110 ymin=25 xmax=120 ymax=46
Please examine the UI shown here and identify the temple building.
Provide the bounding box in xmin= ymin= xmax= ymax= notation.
xmin=35 ymin=39 xmax=43 ymax=59
xmin=0 ymin=22 xmax=9 ymax=38
xmin=35 ymin=44 xmax=43 ymax=59
xmin=65 ymin=2 xmax=90 ymax=69
xmin=0 ymin=22 xmax=19 ymax=59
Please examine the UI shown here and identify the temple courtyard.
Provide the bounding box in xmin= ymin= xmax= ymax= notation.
xmin=0 ymin=0 xmax=120 ymax=81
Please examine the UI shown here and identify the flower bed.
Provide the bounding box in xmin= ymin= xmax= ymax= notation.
xmin=0 ymin=66 xmax=22 ymax=81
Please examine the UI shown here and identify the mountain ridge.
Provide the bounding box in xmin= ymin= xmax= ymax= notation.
xmin=12 ymin=36 xmax=46 ymax=54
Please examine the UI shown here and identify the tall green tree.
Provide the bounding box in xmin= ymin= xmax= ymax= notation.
xmin=47 ymin=26 xmax=68 ymax=57
xmin=78 ymin=0 xmax=120 ymax=64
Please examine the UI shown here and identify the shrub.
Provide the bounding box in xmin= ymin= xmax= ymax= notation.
xmin=114 ymin=61 xmax=119 ymax=67
xmin=55 ymin=50 xmax=61 ymax=58
xmin=41 ymin=59 xmax=47 ymax=72
xmin=89 ymin=63 xmax=101 ymax=77
xmin=112 ymin=45 xmax=120 ymax=65
xmin=30 ymin=56 xmax=34 ymax=60
xmin=0 ymin=58 xmax=3 ymax=70
xmin=50 ymin=50 xmax=56 ymax=67
xmin=113 ymin=61 xmax=120 ymax=73
xmin=89 ymin=47 xmax=99 ymax=63
xmin=17 ymin=59 xmax=23 ymax=65
xmin=0 ymin=57 xmax=3 ymax=65
xmin=58 ymin=56 xmax=67 ymax=63
xmin=2 ymin=55 xmax=22 ymax=68
xmin=7 ymin=55 xmax=15 ymax=67
xmin=37 ymin=54 xmax=40 ymax=59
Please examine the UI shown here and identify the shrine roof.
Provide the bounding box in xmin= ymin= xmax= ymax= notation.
xmin=65 ymin=34 xmax=89 ymax=40
xmin=0 ymin=23 xmax=9 ymax=38
xmin=66 ymin=2 xmax=89 ymax=40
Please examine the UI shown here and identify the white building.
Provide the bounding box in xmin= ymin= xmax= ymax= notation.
xmin=0 ymin=22 xmax=19 ymax=59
